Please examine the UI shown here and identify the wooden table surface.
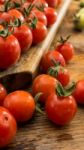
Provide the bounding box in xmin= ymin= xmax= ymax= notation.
xmin=4 ymin=1 xmax=84 ymax=150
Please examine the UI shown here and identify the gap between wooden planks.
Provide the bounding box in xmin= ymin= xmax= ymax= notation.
xmin=0 ymin=0 xmax=72 ymax=91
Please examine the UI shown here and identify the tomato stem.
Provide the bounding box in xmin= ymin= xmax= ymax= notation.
xmin=56 ymin=81 xmax=76 ymax=97
xmin=23 ymin=4 xmax=34 ymax=17
xmin=4 ymin=0 xmax=14 ymax=12
xmin=57 ymin=35 xmax=71 ymax=44
xmin=36 ymin=4 xmax=45 ymax=12
xmin=36 ymin=106 xmax=45 ymax=115
xmin=34 ymin=93 xmax=44 ymax=115
xmin=29 ymin=16 xmax=38 ymax=29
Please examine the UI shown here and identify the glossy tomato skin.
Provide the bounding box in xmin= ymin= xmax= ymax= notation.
xmin=0 ymin=84 xmax=7 ymax=105
xmin=45 ymin=0 xmax=58 ymax=7
xmin=31 ymin=21 xmax=47 ymax=44
xmin=45 ymin=94 xmax=77 ymax=125
xmin=4 ymin=91 xmax=35 ymax=122
xmin=73 ymin=80 xmax=84 ymax=104
xmin=32 ymin=74 xmax=57 ymax=103
xmin=56 ymin=68 xmax=70 ymax=86
xmin=0 ymin=35 xmax=21 ymax=69
xmin=33 ymin=0 xmax=48 ymax=8
xmin=0 ymin=12 xmax=11 ymax=22
xmin=13 ymin=25 xmax=33 ymax=53
xmin=8 ymin=9 xmax=25 ymax=22
xmin=56 ymin=43 xmax=74 ymax=63
xmin=30 ymin=9 xmax=47 ymax=26
xmin=0 ymin=107 xmax=17 ymax=148
xmin=44 ymin=7 xmax=57 ymax=26
xmin=40 ymin=50 xmax=65 ymax=72
xmin=0 ymin=0 xmax=4 ymax=4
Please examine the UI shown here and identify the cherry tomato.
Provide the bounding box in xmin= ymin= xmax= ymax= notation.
xmin=0 ymin=34 xmax=21 ymax=69
xmin=0 ymin=106 xmax=17 ymax=148
xmin=0 ymin=12 xmax=11 ymax=22
xmin=44 ymin=7 xmax=57 ymax=26
xmin=45 ymin=93 xmax=77 ymax=125
xmin=4 ymin=91 xmax=35 ymax=122
xmin=0 ymin=84 xmax=7 ymax=106
xmin=48 ymin=66 xmax=70 ymax=87
xmin=56 ymin=42 xmax=74 ymax=63
xmin=40 ymin=50 xmax=65 ymax=72
xmin=56 ymin=67 xmax=70 ymax=87
xmin=73 ymin=80 xmax=84 ymax=104
xmin=32 ymin=74 xmax=57 ymax=103
xmin=31 ymin=20 xmax=47 ymax=44
xmin=0 ymin=9 xmax=25 ymax=23
xmin=8 ymin=9 xmax=25 ymax=22
xmin=30 ymin=8 xmax=47 ymax=26
xmin=13 ymin=24 xmax=33 ymax=53
xmin=45 ymin=0 xmax=58 ymax=7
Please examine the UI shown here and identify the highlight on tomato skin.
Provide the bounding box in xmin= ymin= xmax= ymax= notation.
xmin=0 ymin=84 xmax=7 ymax=106
xmin=3 ymin=91 xmax=36 ymax=122
xmin=0 ymin=34 xmax=21 ymax=69
xmin=44 ymin=7 xmax=57 ymax=26
xmin=73 ymin=80 xmax=84 ymax=104
xmin=32 ymin=74 xmax=57 ymax=103
xmin=45 ymin=94 xmax=77 ymax=126
xmin=40 ymin=50 xmax=66 ymax=73
xmin=0 ymin=106 xmax=17 ymax=148
xmin=13 ymin=24 xmax=33 ymax=53
xmin=55 ymin=36 xmax=75 ymax=63
xmin=31 ymin=20 xmax=48 ymax=45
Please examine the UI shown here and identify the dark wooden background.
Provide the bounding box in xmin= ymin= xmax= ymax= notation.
xmin=3 ymin=1 xmax=84 ymax=150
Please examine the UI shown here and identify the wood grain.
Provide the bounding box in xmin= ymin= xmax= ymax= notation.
xmin=0 ymin=0 xmax=72 ymax=90
xmin=3 ymin=1 xmax=84 ymax=150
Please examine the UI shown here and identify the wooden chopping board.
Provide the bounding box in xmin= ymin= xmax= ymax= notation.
xmin=0 ymin=0 xmax=72 ymax=91
xmin=6 ymin=1 xmax=84 ymax=150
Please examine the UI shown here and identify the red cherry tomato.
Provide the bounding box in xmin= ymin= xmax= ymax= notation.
xmin=56 ymin=67 xmax=70 ymax=86
xmin=45 ymin=0 xmax=61 ymax=7
xmin=32 ymin=74 xmax=57 ymax=103
xmin=45 ymin=0 xmax=58 ymax=7
xmin=0 ymin=9 xmax=25 ymax=23
xmin=44 ymin=7 xmax=57 ymax=26
xmin=4 ymin=91 xmax=35 ymax=122
xmin=13 ymin=24 xmax=33 ymax=53
xmin=56 ymin=42 xmax=74 ymax=63
xmin=48 ymin=66 xmax=70 ymax=87
xmin=0 ymin=84 xmax=7 ymax=106
xmin=30 ymin=8 xmax=47 ymax=26
xmin=0 ymin=106 xmax=17 ymax=148
xmin=45 ymin=93 xmax=77 ymax=125
xmin=73 ymin=80 xmax=84 ymax=104
xmin=31 ymin=20 xmax=47 ymax=44
xmin=0 ymin=12 xmax=11 ymax=22
xmin=40 ymin=50 xmax=65 ymax=72
xmin=0 ymin=34 xmax=21 ymax=69
xmin=8 ymin=9 xmax=25 ymax=22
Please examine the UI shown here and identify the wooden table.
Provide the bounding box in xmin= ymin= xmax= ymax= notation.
xmin=5 ymin=1 xmax=84 ymax=150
